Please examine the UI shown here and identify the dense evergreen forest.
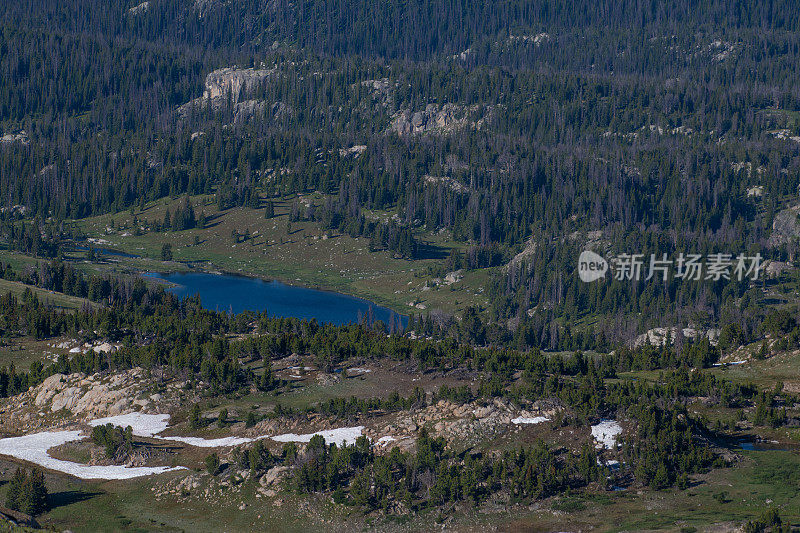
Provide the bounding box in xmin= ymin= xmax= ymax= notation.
xmin=1 ymin=0 xmax=800 ymax=348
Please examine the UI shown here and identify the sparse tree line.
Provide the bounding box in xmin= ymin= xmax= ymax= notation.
xmin=0 ymin=266 xmax=796 ymax=412
xmin=226 ymin=377 xmax=726 ymax=513
xmin=0 ymin=279 xmax=796 ymax=516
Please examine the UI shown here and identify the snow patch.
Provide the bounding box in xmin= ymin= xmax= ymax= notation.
xmin=591 ymin=420 xmax=622 ymax=449
xmin=271 ymin=426 xmax=364 ymax=447
xmin=90 ymin=413 xmax=170 ymax=438
xmin=1 ymin=412 xmax=367 ymax=480
xmin=91 ymin=413 xmax=268 ymax=447
xmin=161 ymin=435 xmax=270 ymax=448
xmin=511 ymin=416 xmax=549 ymax=425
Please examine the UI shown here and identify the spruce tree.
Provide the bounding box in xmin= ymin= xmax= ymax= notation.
xmin=259 ymin=364 xmax=276 ymax=391
xmin=190 ymin=403 xmax=202 ymax=429
xmin=21 ymin=469 xmax=48 ymax=516
xmin=5 ymin=468 xmax=26 ymax=511
xmin=205 ymin=453 xmax=220 ymax=476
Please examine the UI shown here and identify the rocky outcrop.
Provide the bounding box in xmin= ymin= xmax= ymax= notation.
xmin=444 ymin=270 xmax=463 ymax=285
xmin=770 ymin=204 xmax=800 ymax=247
xmin=390 ymin=104 xmax=490 ymax=136
xmin=423 ymin=175 xmax=469 ymax=194
xmin=128 ymin=1 xmax=149 ymax=15
xmin=631 ymin=327 xmax=720 ymax=348
xmin=33 ymin=371 xmax=147 ymax=417
xmin=0 ymin=368 xmax=188 ymax=433
xmin=0 ymin=130 xmax=29 ymax=145
xmin=371 ymin=398 xmax=557 ymax=449
xmin=360 ymin=78 xmax=395 ymax=108
xmin=231 ymin=100 xmax=291 ymax=124
xmin=202 ymin=68 xmax=274 ymax=101
xmin=765 ymin=260 xmax=795 ymax=278
xmin=178 ymin=68 xmax=286 ymax=122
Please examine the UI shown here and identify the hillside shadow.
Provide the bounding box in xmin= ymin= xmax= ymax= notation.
xmin=48 ymin=489 xmax=101 ymax=510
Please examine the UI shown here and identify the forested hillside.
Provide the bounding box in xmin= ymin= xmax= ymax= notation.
xmin=2 ymin=3 xmax=800 ymax=530
xmin=1 ymin=0 xmax=800 ymax=347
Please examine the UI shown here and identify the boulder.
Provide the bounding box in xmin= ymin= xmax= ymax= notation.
xmin=260 ymin=466 xmax=289 ymax=488
xmin=34 ymin=373 xmax=67 ymax=406
xmin=50 ymin=386 xmax=81 ymax=412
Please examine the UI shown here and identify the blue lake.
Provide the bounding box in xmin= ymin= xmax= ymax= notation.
xmin=145 ymin=272 xmax=406 ymax=327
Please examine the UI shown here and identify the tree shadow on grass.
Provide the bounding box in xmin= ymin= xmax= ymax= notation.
xmin=48 ymin=489 xmax=102 ymax=511
xmin=414 ymin=241 xmax=449 ymax=260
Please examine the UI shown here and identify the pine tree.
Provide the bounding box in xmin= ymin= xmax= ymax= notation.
xmin=205 ymin=453 xmax=220 ymax=476
xmin=21 ymin=469 xmax=48 ymax=516
xmin=350 ymin=468 xmax=372 ymax=508
xmin=190 ymin=404 xmax=202 ymax=429
xmin=161 ymin=243 xmax=173 ymax=261
xmin=5 ymin=468 xmax=26 ymax=511
xmin=259 ymin=365 xmax=276 ymax=391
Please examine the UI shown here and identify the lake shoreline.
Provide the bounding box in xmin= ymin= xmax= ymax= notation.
xmin=69 ymin=240 xmax=413 ymax=319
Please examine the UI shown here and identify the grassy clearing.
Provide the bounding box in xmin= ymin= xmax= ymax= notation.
xmin=0 ymin=278 xmax=92 ymax=311
xmin=0 ymin=458 xmax=362 ymax=533
xmin=710 ymin=349 xmax=800 ymax=390
xmin=0 ymin=336 xmax=75 ymax=371
xmin=70 ymin=194 xmax=489 ymax=315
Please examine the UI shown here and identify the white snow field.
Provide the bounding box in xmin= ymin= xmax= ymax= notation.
xmin=91 ymin=413 xmax=269 ymax=447
xmin=271 ymin=426 xmax=364 ymax=447
xmin=0 ymin=412 xmax=367 ymax=479
xmin=0 ymin=430 xmax=183 ymax=480
xmin=90 ymin=413 xmax=170 ymax=437
xmin=591 ymin=419 xmax=623 ymax=449
xmin=91 ymin=413 xmax=365 ymax=447
xmin=159 ymin=435 xmax=270 ymax=448
xmin=511 ymin=416 xmax=549 ymax=424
